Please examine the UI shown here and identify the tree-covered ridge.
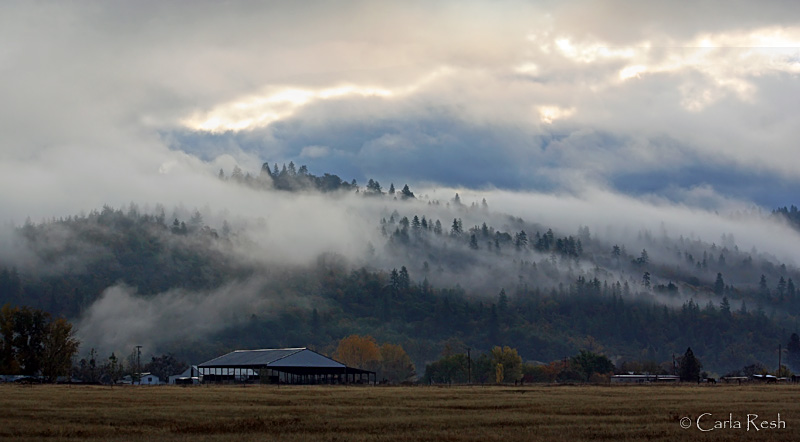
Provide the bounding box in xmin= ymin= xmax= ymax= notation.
xmin=220 ymin=161 xmax=358 ymax=193
xmin=223 ymin=161 xmax=800 ymax=312
xmin=1 ymin=206 xmax=791 ymax=375
xmin=377 ymin=203 xmax=800 ymax=318
xmin=219 ymin=161 xmax=421 ymax=199
xmin=211 ymin=260 xmax=784 ymax=376
xmin=1 ymin=163 xmax=800 ymax=376
xmin=2 ymin=205 xmax=250 ymax=318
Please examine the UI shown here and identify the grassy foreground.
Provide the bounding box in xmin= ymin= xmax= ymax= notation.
xmin=1 ymin=384 xmax=798 ymax=441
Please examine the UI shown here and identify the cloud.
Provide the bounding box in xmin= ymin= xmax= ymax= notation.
xmin=75 ymin=279 xmax=322 ymax=355
xmin=1 ymin=0 xmax=799 ymax=225
xmin=182 ymin=68 xmax=453 ymax=133
xmin=300 ymin=145 xmax=331 ymax=159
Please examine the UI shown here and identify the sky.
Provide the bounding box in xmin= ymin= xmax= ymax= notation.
xmin=4 ymin=1 xmax=800 ymax=355
xmin=1 ymin=0 xmax=799 ymax=219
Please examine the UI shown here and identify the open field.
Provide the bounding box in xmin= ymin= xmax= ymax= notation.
xmin=1 ymin=384 xmax=799 ymax=441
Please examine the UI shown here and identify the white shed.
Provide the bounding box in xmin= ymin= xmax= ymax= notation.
xmin=136 ymin=373 xmax=161 ymax=385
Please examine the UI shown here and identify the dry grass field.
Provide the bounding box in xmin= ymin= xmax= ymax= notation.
xmin=1 ymin=383 xmax=798 ymax=441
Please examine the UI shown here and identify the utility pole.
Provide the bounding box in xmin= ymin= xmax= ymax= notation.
xmin=778 ymin=344 xmax=782 ymax=377
xmin=467 ymin=348 xmax=471 ymax=385
xmin=135 ymin=345 xmax=142 ymax=385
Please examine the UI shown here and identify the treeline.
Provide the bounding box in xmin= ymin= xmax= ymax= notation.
xmin=221 ymin=161 xmax=356 ymax=193
xmin=383 ymin=211 xmax=584 ymax=259
xmin=774 ymin=205 xmax=800 ymax=230
xmin=71 ymin=350 xmax=187 ymax=385
xmin=219 ymin=161 xmax=418 ymax=198
xmin=332 ymin=335 xmax=415 ymax=384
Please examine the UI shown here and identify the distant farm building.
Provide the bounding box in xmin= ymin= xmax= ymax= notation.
xmin=197 ymin=348 xmax=376 ymax=385
xmin=169 ymin=366 xmax=199 ymax=385
xmin=139 ymin=373 xmax=160 ymax=385
xmin=120 ymin=373 xmax=161 ymax=385
xmin=610 ymin=374 xmax=679 ymax=383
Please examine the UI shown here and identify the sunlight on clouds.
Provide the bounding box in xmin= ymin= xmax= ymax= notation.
xmin=619 ymin=65 xmax=647 ymax=80
xmin=184 ymin=86 xmax=377 ymax=132
xmin=538 ymin=106 xmax=576 ymax=124
xmin=555 ymin=38 xmax=637 ymax=63
xmin=183 ymin=68 xmax=452 ymax=133
xmin=514 ymin=62 xmax=540 ymax=75
xmin=605 ymin=26 xmax=800 ymax=109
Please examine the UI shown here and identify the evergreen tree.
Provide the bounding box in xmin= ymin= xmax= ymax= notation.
xmin=714 ymin=273 xmax=725 ymax=296
xmin=497 ymin=288 xmax=508 ymax=315
xmin=398 ymin=266 xmax=410 ymax=291
xmin=231 ymin=165 xmax=244 ymax=181
xmin=434 ymin=220 xmax=443 ymax=235
xmin=366 ymin=179 xmax=382 ymax=194
xmin=514 ymin=231 xmax=528 ymax=250
xmin=720 ymin=297 xmax=731 ymax=316
xmin=635 ymin=249 xmax=649 ymax=266
xmin=400 ymin=184 xmax=415 ymax=199
xmin=450 ymin=218 xmax=462 ymax=236
xmin=787 ymin=333 xmax=800 ymax=371
xmin=777 ymin=277 xmax=787 ymax=300
xmin=679 ymin=347 xmax=702 ymax=382
xmin=759 ymin=274 xmax=769 ymax=297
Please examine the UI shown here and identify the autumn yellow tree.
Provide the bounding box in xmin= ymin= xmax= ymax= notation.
xmin=41 ymin=318 xmax=80 ymax=382
xmin=334 ymin=335 xmax=381 ymax=371
xmin=490 ymin=346 xmax=522 ymax=383
xmin=495 ymin=363 xmax=504 ymax=384
xmin=378 ymin=343 xmax=416 ymax=383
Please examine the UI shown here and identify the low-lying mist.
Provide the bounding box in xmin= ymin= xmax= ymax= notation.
xmin=2 ymin=154 xmax=800 ymax=360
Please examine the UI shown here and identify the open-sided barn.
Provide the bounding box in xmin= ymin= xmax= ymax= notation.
xmin=197 ymin=347 xmax=375 ymax=385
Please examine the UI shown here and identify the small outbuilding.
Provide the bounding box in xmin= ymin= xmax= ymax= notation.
xmin=198 ymin=347 xmax=375 ymax=385
xmin=133 ymin=373 xmax=161 ymax=385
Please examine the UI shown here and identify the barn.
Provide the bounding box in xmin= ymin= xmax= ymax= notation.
xmin=197 ymin=347 xmax=375 ymax=385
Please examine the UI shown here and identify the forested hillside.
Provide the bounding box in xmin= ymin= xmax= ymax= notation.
xmin=1 ymin=163 xmax=799 ymax=376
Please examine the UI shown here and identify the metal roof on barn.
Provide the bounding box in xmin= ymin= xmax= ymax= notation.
xmin=198 ymin=348 xmax=346 ymax=369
